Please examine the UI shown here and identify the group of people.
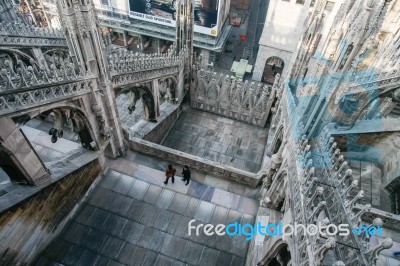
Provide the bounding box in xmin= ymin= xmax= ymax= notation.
xmin=164 ymin=164 xmax=191 ymax=186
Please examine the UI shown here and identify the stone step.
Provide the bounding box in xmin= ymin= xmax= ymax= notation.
xmin=108 ymin=151 xmax=260 ymax=200
xmin=37 ymin=160 xmax=258 ymax=266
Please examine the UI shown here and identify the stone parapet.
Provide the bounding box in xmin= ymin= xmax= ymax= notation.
xmin=129 ymin=137 xmax=261 ymax=187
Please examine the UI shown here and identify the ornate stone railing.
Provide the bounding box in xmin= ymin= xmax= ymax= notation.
xmin=0 ymin=57 xmax=86 ymax=94
xmin=288 ymin=127 xmax=394 ymax=265
xmin=338 ymin=69 xmax=400 ymax=96
xmin=0 ymin=20 xmax=67 ymax=47
xmin=0 ymin=79 xmax=93 ymax=115
xmin=191 ymin=68 xmax=276 ymax=127
xmin=0 ymin=20 xmax=64 ymax=38
xmin=129 ymin=137 xmax=261 ymax=187
xmin=108 ymin=43 xmax=183 ymax=76
xmin=110 ymin=65 xmax=180 ymax=89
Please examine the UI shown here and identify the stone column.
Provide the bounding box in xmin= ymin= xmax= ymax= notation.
xmin=31 ymin=48 xmax=48 ymax=70
xmin=151 ymin=80 xmax=161 ymax=118
xmin=139 ymin=34 xmax=144 ymax=51
xmin=123 ymin=31 xmax=127 ymax=47
xmin=0 ymin=117 xmax=49 ymax=186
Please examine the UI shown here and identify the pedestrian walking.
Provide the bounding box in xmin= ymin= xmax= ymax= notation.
xmin=164 ymin=164 xmax=176 ymax=185
xmin=181 ymin=165 xmax=191 ymax=186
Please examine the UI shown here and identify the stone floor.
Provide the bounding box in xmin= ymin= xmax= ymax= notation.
xmin=162 ymin=108 xmax=268 ymax=173
xmin=37 ymin=151 xmax=259 ymax=266
xmin=21 ymin=125 xmax=84 ymax=166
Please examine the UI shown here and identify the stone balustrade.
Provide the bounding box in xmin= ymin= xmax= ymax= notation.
xmin=108 ymin=44 xmax=184 ymax=76
xmin=191 ymin=68 xmax=275 ymax=127
xmin=0 ymin=20 xmax=67 ymax=47
xmin=0 ymin=57 xmax=85 ymax=93
xmin=0 ymin=21 xmax=64 ymax=38
xmin=0 ymin=79 xmax=93 ymax=115
xmin=129 ymin=137 xmax=261 ymax=187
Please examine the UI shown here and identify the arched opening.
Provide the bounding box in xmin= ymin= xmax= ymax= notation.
xmin=19 ymin=107 xmax=96 ymax=157
xmin=262 ymin=57 xmax=285 ymax=85
xmin=259 ymin=241 xmax=291 ymax=266
xmin=0 ymin=107 xmax=96 ymax=186
xmin=271 ymin=126 xmax=284 ymax=155
xmin=159 ymin=77 xmax=178 ymax=104
xmin=269 ymin=171 xmax=287 ymax=211
xmin=267 ymin=245 xmax=291 ymax=266
xmin=115 ymin=85 xmax=158 ymax=130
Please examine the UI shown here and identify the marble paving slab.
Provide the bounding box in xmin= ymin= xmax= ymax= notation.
xmin=38 ymin=168 xmax=258 ymax=266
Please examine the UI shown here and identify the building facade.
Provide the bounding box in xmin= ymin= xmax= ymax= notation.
xmin=250 ymin=0 xmax=400 ymax=265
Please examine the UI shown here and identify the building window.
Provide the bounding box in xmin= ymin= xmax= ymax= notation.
xmin=390 ymin=191 xmax=400 ymax=214
xmin=282 ymin=0 xmax=290 ymax=2
xmin=296 ymin=0 xmax=305 ymax=4
xmin=101 ymin=0 xmax=109 ymax=5
xmin=324 ymin=1 xmax=335 ymax=11
xmin=310 ymin=0 xmax=316 ymax=7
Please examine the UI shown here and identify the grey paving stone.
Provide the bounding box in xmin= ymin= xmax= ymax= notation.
xmin=230 ymin=234 xmax=251 ymax=258
xmin=231 ymin=255 xmax=245 ymax=266
xmin=61 ymin=244 xmax=84 ymax=265
xmin=65 ymin=223 xmax=91 ymax=246
xmin=76 ymin=249 xmax=99 ymax=266
xmin=110 ymin=194 xmax=134 ymax=217
xmin=138 ymin=226 xmax=156 ymax=248
xmin=194 ymin=225 xmax=218 ymax=246
xmin=154 ymin=254 xmax=175 ymax=266
xmin=120 ymin=220 xmax=145 ymax=244
xmin=168 ymin=193 xmax=190 ymax=214
xmin=215 ymin=231 xmax=232 ymax=254
xmin=160 ymin=235 xmax=186 ymax=260
xmin=181 ymin=241 xmax=204 ymax=265
xmin=101 ymin=213 xmax=128 ymax=237
xmin=216 ymin=251 xmax=233 ymax=266
xmin=127 ymin=200 xmax=146 ymax=222
xmin=187 ymin=182 xmax=207 ymax=199
xmin=44 ymin=239 xmax=70 ymax=261
xmin=166 ymin=213 xmax=185 ymax=235
xmin=100 ymin=236 xmax=124 ymax=260
xmin=147 ymin=230 xmax=168 ymax=252
xmin=88 ymin=187 xmax=119 ymax=210
xmin=61 ymin=221 xmax=81 ymax=243
xmin=75 ymin=204 xmax=96 ymax=225
xmin=116 ymin=242 xmax=137 ymax=265
xmin=210 ymin=205 xmax=229 ymax=224
xmin=112 ymin=174 xmax=135 ymax=195
xmin=201 ymin=186 xmax=216 ymax=202
xmin=240 ymin=213 xmax=256 ymax=226
xmin=86 ymin=208 xmax=109 ymax=230
xmin=194 ymin=201 xmax=215 ymax=223
xmin=173 ymin=216 xmax=192 ymax=238
xmin=127 ymin=179 xmax=149 ymax=200
xmin=226 ymin=209 xmax=243 ymax=224
xmin=35 ymin=256 xmax=53 ymax=266
xmin=132 ymin=246 xmax=148 ymax=266
xmin=154 ymin=209 xmax=174 ymax=231
xmin=140 ymin=204 xmax=160 ymax=227
xmin=82 ymin=229 xmax=107 ymax=253
xmin=142 ymin=250 xmax=159 ymax=266
xmin=199 ymin=247 xmax=220 ymax=266
xmin=183 ymin=197 xmax=200 ymax=217
xmin=108 ymin=260 xmax=126 ymax=266
xmin=142 ymin=184 xmax=163 ymax=205
xmin=156 ymin=189 xmax=175 ymax=209
xmin=99 ymin=170 xmax=121 ymax=190
xmin=95 ymin=256 xmax=111 ymax=266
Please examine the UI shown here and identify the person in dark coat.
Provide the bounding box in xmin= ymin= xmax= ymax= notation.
xmin=164 ymin=164 xmax=176 ymax=185
xmin=181 ymin=165 xmax=191 ymax=185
